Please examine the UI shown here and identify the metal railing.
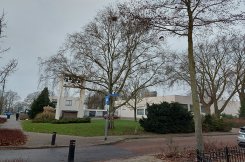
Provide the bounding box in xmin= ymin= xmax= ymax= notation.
xmin=197 ymin=146 xmax=245 ymax=162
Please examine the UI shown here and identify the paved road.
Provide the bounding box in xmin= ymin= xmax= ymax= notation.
xmin=0 ymin=145 xmax=138 ymax=162
xmin=114 ymin=134 xmax=238 ymax=155
xmin=0 ymin=134 xmax=238 ymax=162
xmin=0 ymin=116 xmax=240 ymax=162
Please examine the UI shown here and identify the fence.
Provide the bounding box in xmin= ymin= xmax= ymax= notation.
xmin=197 ymin=146 xmax=245 ymax=162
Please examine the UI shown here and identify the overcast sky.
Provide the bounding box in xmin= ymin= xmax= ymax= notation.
xmin=1 ymin=1 xmax=243 ymax=101
xmin=1 ymin=0 xmax=119 ymax=100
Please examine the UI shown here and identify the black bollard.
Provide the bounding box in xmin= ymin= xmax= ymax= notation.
xmin=68 ymin=140 xmax=76 ymax=162
xmin=51 ymin=132 xmax=57 ymax=145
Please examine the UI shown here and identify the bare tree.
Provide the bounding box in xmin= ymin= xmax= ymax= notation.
xmin=3 ymin=90 xmax=20 ymax=112
xmin=120 ymin=0 xmax=245 ymax=151
xmin=122 ymin=78 xmax=156 ymax=122
xmin=0 ymin=12 xmax=18 ymax=113
xmin=167 ymin=35 xmax=240 ymax=116
xmin=13 ymin=101 xmax=26 ymax=113
xmin=122 ymin=80 xmax=148 ymax=122
xmin=23 ymin=91 xmax=40 ymax=109
xmin=228 ymin=34 xmax=245 ymax=117
xmin=84 ymin=92 xmax=104 ymax=109
xmin=40 ymin=6 xmax=166 ymax=128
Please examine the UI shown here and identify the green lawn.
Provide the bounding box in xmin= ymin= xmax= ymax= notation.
xmin=21 ymin=119 xmax=145 ymax=136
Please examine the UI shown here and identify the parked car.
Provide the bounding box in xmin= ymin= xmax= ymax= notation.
xmin=238 ymin=127 xmax=245 ymax=147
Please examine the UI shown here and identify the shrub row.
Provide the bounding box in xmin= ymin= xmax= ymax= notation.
xmin=31 ymin=111 xmax=91 ymax=124
xmin=139 ymin=102 xmax=232 ymax=134
xmin=0 ymin=129 xmax=27 ymax=146
xmin=51 ymin=117 xmax=91 ymax=124
xmin=224 ymin=118 xmax=245 ymax=128
xmin=0 ymin=117 xmax=7 ymax=123
xmin=202 ymin=114 xmax=232 ymax=132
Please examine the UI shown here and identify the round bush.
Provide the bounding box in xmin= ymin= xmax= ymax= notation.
xmin=139 ymin=102 xmax=194 ymax=134
xmin=32 ymin=111 xmax=55 ymax=123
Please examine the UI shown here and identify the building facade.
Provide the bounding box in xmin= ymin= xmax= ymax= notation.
xmin=115 ymin=95 xmax=240 ymax=119
xmin=50 ymin=96 xmax=85 ymax=119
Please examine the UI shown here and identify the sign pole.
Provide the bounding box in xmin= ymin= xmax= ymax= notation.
xmin=104 ymin=95 xmax=110 ymax=141
xmin=104 ymin=93 xmax=119 ymax=141
xmin=104 ymin=104 xmax=109 ymax=141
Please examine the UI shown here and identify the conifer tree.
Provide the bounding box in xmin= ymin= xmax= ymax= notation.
xmin=28 ymin=87 xmax=54 ymax=119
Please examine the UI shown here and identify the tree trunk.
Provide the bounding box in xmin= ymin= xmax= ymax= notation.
xmin=108 ymin=96 xmax=114 ymax=129
xmin=108 ymin=118 xmax=114 ymax=129
xmin=213 ymin=100 xmax=219 ymax=117
xmin=134 ymin=108 xmax=137 ymax=122
xmin=134 ymin=98 xmax=137 ymax=122
xmin=238 ymin=92 xmax=245 ymax=118
xmin=204 ymin=105 xmax=211 ymax=115
xmin=187 ymin=12 xmax=204 ymax=151
xmin=239 ymin=92 xmax=245 ymax=107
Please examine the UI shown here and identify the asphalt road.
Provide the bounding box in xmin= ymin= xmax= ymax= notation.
xmin=0 ymin=134 xmax=238 ymax=162
xmin=0 ymin=145 xmax=138 ymax=162
xmin=114 ymin=134 xmax=238 ymax=154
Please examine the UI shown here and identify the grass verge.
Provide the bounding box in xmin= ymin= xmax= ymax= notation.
xmin=21 ymin=119 xmax=144 ymax=136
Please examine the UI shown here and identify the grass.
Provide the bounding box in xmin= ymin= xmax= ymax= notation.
xmin=21 ymin=119 xmax=144 ymax=136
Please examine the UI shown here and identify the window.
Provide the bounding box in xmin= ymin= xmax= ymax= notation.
xmin=137 ymin=109 xmax=144 ymax=115
xmin=190 ymin=104 xmax=193 ymax=112
xmin=52 ymin=99 xmax=57 ymax=108
xmin=52 ymin=99 xmax=57 ymax=103
xmin=65 ymin=100 xmax=72 ymax=106
xmin=190 ymin=104 xmax=206 ymax=113
xmin=201 ymin=105 xmax=205 ymax=113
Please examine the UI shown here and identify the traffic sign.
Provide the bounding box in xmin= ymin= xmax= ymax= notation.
xmin=105 ymin=96 xmax=110 ymax=105
xmin=110 ymin=93 xmax=119 ymax=97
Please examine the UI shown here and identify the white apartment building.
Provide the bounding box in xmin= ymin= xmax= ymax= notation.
xmin=51 ymin=96 xmax=85 ymax=119
xmin=115 ymin=95 xmax=240 ymax=119
xmin=53 ymin=77 xmax=86 ymax=120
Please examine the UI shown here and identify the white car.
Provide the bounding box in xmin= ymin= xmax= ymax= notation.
xmin=238 ymin=127 xmax=245 ymax=147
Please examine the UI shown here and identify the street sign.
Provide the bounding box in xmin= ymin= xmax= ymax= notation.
xmin=110 ymin=93 xmax=119 ymax=97
xmin=105 ymin=93 xmax=119 ymax=105
xmin=105 ymin=96 xmax=110 ymax=105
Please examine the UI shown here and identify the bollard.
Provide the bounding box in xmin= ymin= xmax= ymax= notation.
xmin=51 ymin=132 xmax=57 ymax=145
xmin=68 ymin=140 xmax=76 ymax=162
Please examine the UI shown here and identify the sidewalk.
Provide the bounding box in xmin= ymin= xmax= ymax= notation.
xmin=0 ymin=116 xmax=125 ymax=149
xmin=0 ymin=115 xmax=239 ymax=149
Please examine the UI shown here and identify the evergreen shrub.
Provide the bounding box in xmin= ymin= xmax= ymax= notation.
xmin=28 ymin=87 xmax=55 ymax=119
xmin=139 ymin=102 xmax=194 ymax=134
xmin=202 ymin=114 xmax=232 ymax=132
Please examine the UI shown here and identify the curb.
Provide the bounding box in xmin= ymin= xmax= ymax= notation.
xmin=0 ymin=132 xmax=238 ymax=150
xmin=0 ymin=145 xmax=69 ymax=150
